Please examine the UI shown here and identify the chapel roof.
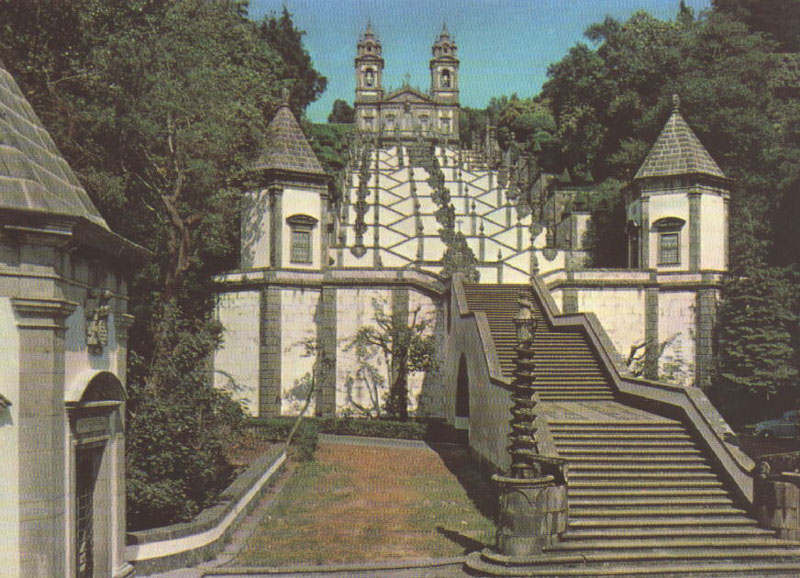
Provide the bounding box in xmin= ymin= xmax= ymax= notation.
xmin=0 ymin=65 xmax=109 ymax=228
xmin=252 ymin=102 xmax=326 ymax=178
xmin=634 ymin=95 xmax=726 ymax=181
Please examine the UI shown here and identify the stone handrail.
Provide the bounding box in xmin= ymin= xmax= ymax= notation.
xmin=529 ymin=274 xmax=755 ymax=504
xmin=450 ymin=274 xmax=562 ymax=462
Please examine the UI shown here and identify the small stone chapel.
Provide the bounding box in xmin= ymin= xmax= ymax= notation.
xmin=0 ymin=63 xmax=144 ymax=578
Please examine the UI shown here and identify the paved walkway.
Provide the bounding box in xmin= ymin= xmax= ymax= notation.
xmin=142 ymin=436 xmax=475 ymax=578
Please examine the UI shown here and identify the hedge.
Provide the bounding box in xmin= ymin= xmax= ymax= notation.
xmin=245 ymin=416 xmax=446 ymax=453
xmin=245 ymin=417 xmax=318 ymax=462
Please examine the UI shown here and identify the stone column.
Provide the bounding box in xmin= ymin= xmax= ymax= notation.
xmin=258 ymin=288 xmax=282 ymax=417
xmin=640 ymin=196 xmax=650 ymax=269
xmin=689 ymin=191 xmax=701 ymax=272
xmin=269 ymin=187 xmax=283 ymax=269
xmin=644 ymin=281 xmax=659 ymax=380
xmin=315 ymin=286 xmax=337 ymax=417
xmin=695 ymin=284 xmax=716 ymax=389
xmin=12 ymin=297 xmax=76 ymax=578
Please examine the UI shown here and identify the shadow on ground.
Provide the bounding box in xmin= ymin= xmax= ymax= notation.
xmin=428 ymin=442 xmax=497 ymax=522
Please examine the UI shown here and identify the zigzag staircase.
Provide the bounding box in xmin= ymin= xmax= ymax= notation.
xmin=462 ymin=283 xmax=800 ymax=576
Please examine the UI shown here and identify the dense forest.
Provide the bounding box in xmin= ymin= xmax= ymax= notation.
xmin=0 ymin=0 xmax=797 ymax=528
xmin=0 ymin=0 xmax=326 ymax=529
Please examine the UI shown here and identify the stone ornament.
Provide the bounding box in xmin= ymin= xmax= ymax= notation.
xmin=86 ymin=289 xmax=112 ymax=354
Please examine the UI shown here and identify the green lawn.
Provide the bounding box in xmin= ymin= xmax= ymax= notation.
xmin=235 ymin=440 xmax=495 ymax=566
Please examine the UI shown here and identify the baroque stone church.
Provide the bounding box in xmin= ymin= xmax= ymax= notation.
xmin=213 ymin=25 xmax=729 ymax=420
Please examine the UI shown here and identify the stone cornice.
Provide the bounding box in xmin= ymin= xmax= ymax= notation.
xmin=11 ymin=297 xmax=78 ymax=329
xmin=214 ymin=266 xmax=445 ymax=296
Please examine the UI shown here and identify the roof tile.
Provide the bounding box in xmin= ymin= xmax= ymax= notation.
xmin=635 ymin=101 xmax=725 ymax=181
xmin=0 ymin=66 xmax=108 ymax=228
xmin=252 ymin=104 xmax=325 ymax=177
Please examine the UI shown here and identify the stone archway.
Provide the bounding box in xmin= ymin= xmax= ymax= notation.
xmin=67 ymin=371 xmax=126 ymax=578
xmin=455 ymin=354 xmax=470 ymax=434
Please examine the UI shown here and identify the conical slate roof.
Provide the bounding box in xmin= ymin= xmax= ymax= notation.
xmin=634 ymin=97 xmax=726 ymax=181
xmin=0 ymin=65 xmax=109 ymax=229
xmin=252 ymin=103 xmax=326 ymax=177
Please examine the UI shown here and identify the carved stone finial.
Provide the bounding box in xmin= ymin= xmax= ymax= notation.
xmin=672 ymin=93 xmax=680 ymax=113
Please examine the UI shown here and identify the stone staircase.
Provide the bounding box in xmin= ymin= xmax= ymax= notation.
xmin=462 ymin=282 xmax=800 ymax=576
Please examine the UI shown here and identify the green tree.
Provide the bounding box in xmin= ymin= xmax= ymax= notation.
xmin=327 ymin=98 xmax=355 ymax=123
xmin=346 ymin=299 xmax=437 ymax=420
xmin=258 ymin=5 xmax=327 ymax=114
xmin=712 ymin=267 xmax=800 ymax=427
xmin=0 ymin=0 xmax=325 ymax=527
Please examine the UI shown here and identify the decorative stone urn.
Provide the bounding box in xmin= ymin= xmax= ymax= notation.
xmin=466 ymin=281 xmax=568 ymax=573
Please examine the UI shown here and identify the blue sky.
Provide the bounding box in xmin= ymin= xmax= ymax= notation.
xmin=250 ymin=1 xmax=712 ymax=122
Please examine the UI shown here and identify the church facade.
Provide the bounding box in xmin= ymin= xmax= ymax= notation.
xmin=213 ymin=26 xmax=729 ymax=419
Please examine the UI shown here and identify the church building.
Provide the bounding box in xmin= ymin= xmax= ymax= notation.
xmin=213 ymin=25 xmax=729 ymax=419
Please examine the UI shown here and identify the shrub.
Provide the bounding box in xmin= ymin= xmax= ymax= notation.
xmin=246 ymin=417 xmax=319 ymax=462
xmin=317 ymin=417 xmax=428 ymax=440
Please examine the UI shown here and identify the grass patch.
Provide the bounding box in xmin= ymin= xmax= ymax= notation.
xmin=234 ymin=442 xmax=495 ymax=566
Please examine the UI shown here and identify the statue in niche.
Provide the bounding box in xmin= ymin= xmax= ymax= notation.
xmin=364 ymin=69 xmax=374 ymax=87
xmin=86 ymin=289 xmax=112 ymax=354
xmin=441 ymin=69 xmax=451 ymax=88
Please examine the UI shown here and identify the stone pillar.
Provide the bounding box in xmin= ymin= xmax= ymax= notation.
xmin=689 ymin=191 xmax=701 ymax=272
xmin=695 ymin=284 xmax=716 ymax=389
xmin=640 ymin=196 xmax=650 ymax=269
xmin=644 ymin=282 xmax=659 ymax=380
xmin=723 ymin=196 xmax=730 ymax=271
xmin=493 ymin=474 xmax=568 ymax=556
xmin=12 ymin=297 xmax=76 ymax=578
xmin=259 ymin=287 xmax=282 ymax=416
xmin=315 ymin=286 xmax=337 ymax=417
xmin=562 ymin=284 xmax=578 ymax=314
xmin=269 ymin=187 xmax=283 ymax=269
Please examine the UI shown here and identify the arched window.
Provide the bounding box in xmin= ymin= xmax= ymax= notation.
xmin=286 ymin=214 xmax=318 ymax=264
xmin=441 ymin=69 xmax=451 ymax=88
xmin=653 ymin=217 xmax=685 ymax=266
xmin=364 ymin=68 xmax=375 ymax=88
xmin=456 ymin=355 xmax=469 ymax=418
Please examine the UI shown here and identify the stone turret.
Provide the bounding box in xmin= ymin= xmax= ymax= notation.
xmin=630 ymin=95 xmax=730 ymax=273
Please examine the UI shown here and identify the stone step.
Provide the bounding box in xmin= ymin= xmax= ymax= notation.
xmin=562 ymin=526 xmax=776 ymax=541
xmin=569 ymin=472 xmax=718 ymax=480
xmin=467 ymin=552 xmax=800 ymax=577
xmin=569 ymin=463 xmax=712 ymax=472
xmin=570 ymin=506 xmax=748 ymax=518
xmin=568 ymin=515 xmax=758 ymax=528
xmin=570 ymin=479 xmax=724 ymax=489
xmin=559 ymin=447 xmax=702 ymax=455
xmin=550 ymin=537 xmax=800 ymax=551
xmin=569 ymin=496 xmax=734 ymax=507
xmin=553 ymin=433 xmax=693 ymax=441
xmin=550 ymin=424 xmax=684 ymax=432
xmin=569 ymin=487 xmax=729 ymax=497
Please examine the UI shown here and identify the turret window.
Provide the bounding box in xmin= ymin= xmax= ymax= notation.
xmin=441 ymin=69 xmax=451 ymax=88
xmin=653 ymin=217 xmax=685 ymax=266
xmin=364 ymin=68 xmax=375 ymax=87
xmin=287 ymin=214 xmax=318 ymax=265
xmin=659 ymin=232 xmax=679 ymax=265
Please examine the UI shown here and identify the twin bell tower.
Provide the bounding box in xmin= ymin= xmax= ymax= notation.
xmin=354 ymin=23 xmax=460 ymax=140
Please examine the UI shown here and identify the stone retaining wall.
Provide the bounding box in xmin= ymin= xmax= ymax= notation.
xmin=126 ymin=446 xmax=286 ymax=575
xmin=755 ymin=471 xmax=800 ymax=541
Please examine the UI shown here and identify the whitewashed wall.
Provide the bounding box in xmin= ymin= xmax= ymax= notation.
xmin=658 ymin=291 xmax=696 ymax=386
xmin=280 ymin=287 xmax=320 ymax=414
xmin=575 ymin=288 xmax=647 ymax=361
xmin=0 ymin=298 xmax=20 ymax=577
xmin=335 ymin=287 xmax=390 ymax=416
xmin=214 ymin=290 xmax=260 ymax=413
